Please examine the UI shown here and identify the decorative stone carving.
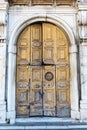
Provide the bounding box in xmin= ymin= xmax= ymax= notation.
xmin=78 ymin=11 xmax=87 ymax=25
xmin=0 ymin=2 xmax=8 ymax=24
xmin=78 ymin=11 xmax=87 ymax=39
xmin=0 ymin=12 xmax=7 ymax=25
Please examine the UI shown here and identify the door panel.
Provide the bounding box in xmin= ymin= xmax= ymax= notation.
xmin=17 ymin=27 xmax=30 ymax=65
xmin=43 ymin=66 xmax=56 ymax=116
xmin=30 ymin=66 xmax=43 ymax=116
xmin=43 ymin=23 xmax=56 ymax=64
xmin=56 ymin=0 xmax=73 ymax=5
xmin=16 ymin=66 xmax=30 ymax=117
xmin=56 ymin=65 xmax=70 ymax=117
xmin=57 ymin=47 xmax=68 ymax=65
xmin=56 ymin=28 xmax=69 ymax=65
xmin=31 ymin=24 xmax=42 ymax=65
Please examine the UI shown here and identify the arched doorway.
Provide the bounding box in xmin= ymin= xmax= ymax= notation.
xmin=16 ymin=22 xmax=70 ymax=117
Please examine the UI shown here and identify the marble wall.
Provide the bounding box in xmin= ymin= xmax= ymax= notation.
xmin=0 ymin=1 xmax=8 ymax=123
xmin=0 ymin=0 xmax=87 ymax=124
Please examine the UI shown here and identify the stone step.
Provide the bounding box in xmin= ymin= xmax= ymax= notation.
xmin=0 ymin=118 xmax=87 ymax=130
xmin=0 ymin=125 xmax=87 ymax=130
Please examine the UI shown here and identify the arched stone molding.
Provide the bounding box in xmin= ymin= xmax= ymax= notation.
xmin=8 ymin=14 xmax=75 ymax=53
xmin=7 ymin=14 xmax=80 ymax=124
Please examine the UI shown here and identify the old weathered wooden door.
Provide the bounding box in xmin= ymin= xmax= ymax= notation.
xmin=16 ymin=22 xmax=70 ymax=117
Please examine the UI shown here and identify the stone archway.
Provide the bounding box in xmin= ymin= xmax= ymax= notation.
xmin=7 ymin=15 xmax=79 ymax=123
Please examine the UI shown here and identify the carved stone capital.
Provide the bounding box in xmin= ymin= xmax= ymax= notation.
xmin=78 ymin=11 xmax=87 ymax=26
xmin=78 ymin=25 xmax=87 ymax=39
xmin=0 ymin=2 xmax=8 ymax=24
xmin=78 ymin=9 xmax=87 ymax=39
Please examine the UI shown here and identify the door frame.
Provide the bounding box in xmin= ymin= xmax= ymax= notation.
xmin=7 ymin=15 xmax=79 ymax=123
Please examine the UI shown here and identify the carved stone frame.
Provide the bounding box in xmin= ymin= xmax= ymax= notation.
xmin=7 ymin=14 xmax=80 ymax=123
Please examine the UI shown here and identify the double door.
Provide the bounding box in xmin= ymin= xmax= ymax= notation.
xmin=16 ymin=22 xmax=70 ymax=117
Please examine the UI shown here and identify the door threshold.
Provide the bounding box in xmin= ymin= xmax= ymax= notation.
xmin=16 ymin=117 xmax=77 ymax=123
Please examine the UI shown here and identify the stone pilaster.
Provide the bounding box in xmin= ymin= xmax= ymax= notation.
xmin=80 ymin=41 xmax=87 ymax=119
xmin=78 ymin=0 xmax=87 ymax=120
xmin=69 ymin=45 xmax=80 ymax=119
xmin=0 ymin=1 xmax=8 ymax=123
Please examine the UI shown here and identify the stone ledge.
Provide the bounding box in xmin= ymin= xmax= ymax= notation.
xmin=78 ymin=4 xmax=87 ymax=10
xmin=0 ymin=125 xmax=87 ymax=129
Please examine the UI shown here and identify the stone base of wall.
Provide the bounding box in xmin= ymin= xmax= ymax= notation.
xmin=80 ymin=100 xmax=87 ymax=120
xmin=0 ymin=101 xmax=6 ymax=123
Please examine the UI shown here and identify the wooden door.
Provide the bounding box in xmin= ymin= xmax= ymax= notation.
xmin=16 ymin=22 xmax=70 ymax=117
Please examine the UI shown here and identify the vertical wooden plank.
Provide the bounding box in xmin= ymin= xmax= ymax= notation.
xmin=31 ymin=24 xmax=42 ymax=65
xmin=16 ymin=26 xmax=30 ymax=117
xmin=17 ymin=26 xmax=30 ymax=65
xmin=56 ymin=27 xmax=70 ymax=117
xmin=56 ymin=65 xmax=70 ymax=117
xmin=16 ymin=66 xmax=30 ymax=117
xmin=30 ymin=66 xmax=43 ymax=116
xmin=43 ymin=23 xmax=56 ymax=64
xmin=43 ymin=66 xmax=56 ymax=116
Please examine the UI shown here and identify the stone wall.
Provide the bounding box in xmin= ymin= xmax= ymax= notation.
xmin=0 ymin=1 xmax=8 ymax=123
xmin=7 ymin=4 xmax=79 ymax=123
xmin=78 ymin=0 xmax=87 ymax=120
xmin=0 ymin=0 xmax=87 ymax=124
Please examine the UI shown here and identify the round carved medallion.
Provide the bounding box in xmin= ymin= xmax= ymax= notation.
xmin=45 ymin=72 xmax=54 ymax=81
xmin=33 ymin=41 xmax=41 ymax=47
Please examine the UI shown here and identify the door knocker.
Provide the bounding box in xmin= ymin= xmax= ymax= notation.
xmin=45 ymin=72 xmax=54 ymax=81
